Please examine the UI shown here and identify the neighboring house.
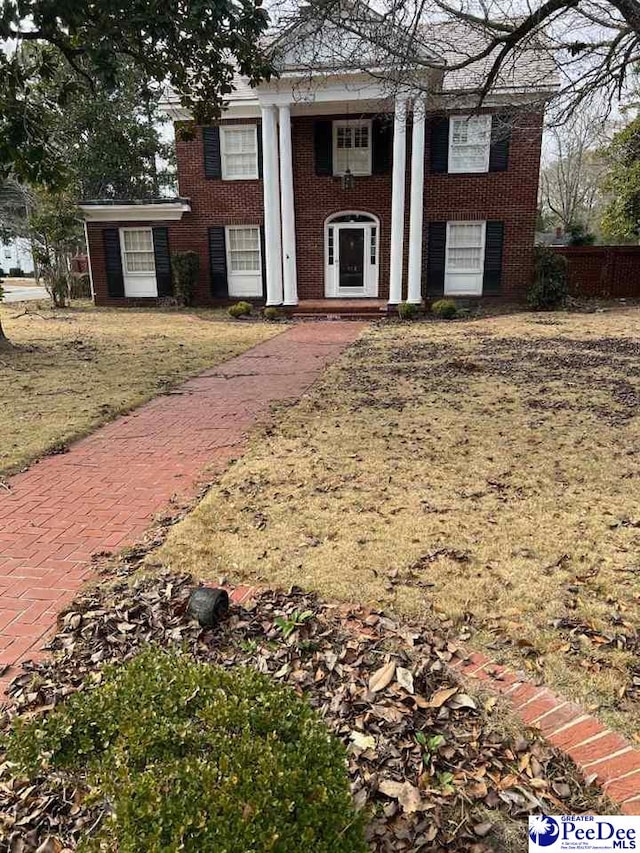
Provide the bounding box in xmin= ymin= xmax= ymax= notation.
xmin=0 ymin=237 xmax=34 ymax=275
xmin=80 ymin=5 xmax=556 ymax=310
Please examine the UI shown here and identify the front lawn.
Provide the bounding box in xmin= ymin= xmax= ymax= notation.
xmin=157 ymin=308 xmax=640 ymax=738
xmin=0 ymin=302 xmax=281 ymax=475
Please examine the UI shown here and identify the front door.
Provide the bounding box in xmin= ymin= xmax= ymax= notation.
xmin=338 ymin=227 xmax=365 ymax=291
xmin=325 ymin=218 xmax=379 ymax=298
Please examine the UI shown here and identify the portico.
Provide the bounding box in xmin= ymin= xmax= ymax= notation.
xmin=257 ymin=80 xmax=432 ymax=308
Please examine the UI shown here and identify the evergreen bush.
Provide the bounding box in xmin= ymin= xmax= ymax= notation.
xmin=7 ymin=648 xmax=366 ymax=853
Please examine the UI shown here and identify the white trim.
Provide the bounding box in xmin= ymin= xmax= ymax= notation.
xmin=444 ymin=220 xmax=486 ymax=296
xmin=331 ymin=119 xmax=373 ymax=176
xmin=80 ymin=202 xmax=190 ymax=222
xmin=83 ymin=221 xmax=95 ymax=302
xmin=447 ymin=114 xmax=491 ymax=174
xmin=220 ymin=124 xmax=259 ymax=181
xmin=324 ymin=211 xmax=379 ymax=298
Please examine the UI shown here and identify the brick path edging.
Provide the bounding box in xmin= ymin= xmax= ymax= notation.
xmin=450 ymin=650 xmax=640 ymax=814
xmin=229 ymin=585 xmax=640 ymax=814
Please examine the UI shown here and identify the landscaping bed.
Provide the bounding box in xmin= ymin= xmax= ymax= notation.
xmin=157 ymin=308 xmax=640 ymax=737
xmin=0 ymin=574 xmax=610 ymax=852
xmin=0 ymin=303 xmax=281 ymax=475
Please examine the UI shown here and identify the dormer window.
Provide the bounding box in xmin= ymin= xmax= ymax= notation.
xmin=448 ymin=115 xmax=491 ymax=173
xmin=333 ymin=120 xmax=372 ymax=176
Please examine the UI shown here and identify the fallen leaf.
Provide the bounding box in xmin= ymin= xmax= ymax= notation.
xmin=378 ymin=779 xmax=424 ymax=813
xmin=427 ymin=686 xmax=458 ymax=707
xmin=350 ymin=730 xmax=376 ymax=750
xmin=448 ymin=692 xmax=477 ymax=710
xmin=368 ymin=660 xmax=396 ymax=693
xmin=396 ymin=666 xmax=414 ymax=694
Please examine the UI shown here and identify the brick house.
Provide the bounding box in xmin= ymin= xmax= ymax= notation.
xmin=80 ymin=8 xmax=556 ymax=312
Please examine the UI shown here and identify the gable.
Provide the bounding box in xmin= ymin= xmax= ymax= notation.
xmin=271 ymin=3 xmax=443 ymax=73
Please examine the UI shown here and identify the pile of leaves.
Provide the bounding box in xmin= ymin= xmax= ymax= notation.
xmin=0 ymin=574 xmax=610 ymax=852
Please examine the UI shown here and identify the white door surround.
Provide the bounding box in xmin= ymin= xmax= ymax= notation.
xmin=324 ymin=212 xmax=379 ymax=298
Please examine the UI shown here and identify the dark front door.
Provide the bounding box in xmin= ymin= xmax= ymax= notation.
xmin=338 ymin=227 xmax=365 ymax=290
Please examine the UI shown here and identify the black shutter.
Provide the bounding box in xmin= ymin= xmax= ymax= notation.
xmin=427 ymin=222 xmax=447 ymax=297
xmin=489 ymin=115 xmax=511 ymax=172
xmin=208 ymin=226 xmax=228 ymax=298
xmin=103 ymin=229 xmax=124 ymax=298
xmin=260 ymin=225 xmax=267 ymax=299
xmin=372 ymin=117 xmax=392 ymax=174
xmin=257 ymin=123 xmax=263 ymax=179
xmin=203 ymin=126 xmax=222 ymax=178
xmin=483 ymin=221 xmax=504 ymax=295
xmin=430 ymin=116 xmax=449 ymax=173
xmin=314 ymin=120 xmax=333 ymax=176
xmin=152 ymin=227 xmax=172 ymax=297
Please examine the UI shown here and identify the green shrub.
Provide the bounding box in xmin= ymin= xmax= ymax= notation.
xmin=263 ymin=306 xmax=281 ymax=321
xmin=431 ymin=298 xmax=458 ymax=319
xmin=171 ymin=251 xmax=200 ymax=306
xmin=566 ymin=222 xmax=595 ymax=246
xmin=8 ymin=267 xmax=23 ymax=277
xmin=397 ymin=301 xmax=420 ymax=320
xmin=228 ymin=300 xmax=253 ymax=318
xmin=7 ymin=648 xmax=366 ymax=853
xmin=528 ymin=246 xmax=568 ymax=310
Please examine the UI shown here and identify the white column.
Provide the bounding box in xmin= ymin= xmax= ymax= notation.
xmin=389 ymin=97 xmax=408 ymax=305
xmin=278 ymin=104 xmax=298 ymax=305
xmin=407 ymin=97 xmax=426 ymax=304
xmin=261 ymin=105 xmax=283 ymax=305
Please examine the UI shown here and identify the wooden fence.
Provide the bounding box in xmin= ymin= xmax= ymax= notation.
xmin=552 ymin=246 xmax=640 ymax=299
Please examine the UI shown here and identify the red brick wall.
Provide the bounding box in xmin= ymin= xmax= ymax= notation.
xmin=552 ymin=246 xmax=640 ymax=298
xmin=89 ymin=110 xmax=543 ymax=305
xmin=424 ymin=110 xmax=543 ymax=300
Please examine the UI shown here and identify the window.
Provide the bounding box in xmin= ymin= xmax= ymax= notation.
xmin=445 ymin=221 xmax=485 ymax=295
xmin=227 ymin=227 xmax=261 ymax=272
xmin=333 ymin=121 xmax=372 ymax=176
xmin=220 ymin=126 xmax=259 ymax=180
xmin=121 ymin=228 xmax=155 ymax=273
xmin=448 ymin=115 xmax=491 ymax=173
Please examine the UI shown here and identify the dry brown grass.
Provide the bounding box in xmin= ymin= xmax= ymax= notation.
xmin=157 ymin=308 xmax=640 ymax=737
xmin=0 ymin=301 xmax=281 ymax=475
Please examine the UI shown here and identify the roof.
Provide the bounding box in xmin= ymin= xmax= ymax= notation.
xmin=160 ymin=2 xmax=557 ymax=118
xmin=270 ymin=1 xmax=444 ymax=73
xmin=79 ymin=199 xmax=191 ymax=222
xmin=426 ymin=21 xmax=558 ymax=96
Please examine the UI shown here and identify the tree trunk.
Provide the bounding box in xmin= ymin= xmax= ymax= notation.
xmin=0 ymin=314 xmax=10 ymax=348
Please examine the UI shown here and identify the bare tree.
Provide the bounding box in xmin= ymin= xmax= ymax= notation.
xmin=269 ymin=0 xmax=640 ymax=120
xmin=540 ymin=108 xmax=612 ymax=230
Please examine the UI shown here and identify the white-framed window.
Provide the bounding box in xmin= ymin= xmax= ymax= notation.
xmin=226 ymin=226 xmax=261 ymax=273
xmin=225 ymin=225 xmax=262 ymax=297
xmin=445 ymin=221 xmax=486 ymax=295
xmin=120 ymin=228 xmax=155 ymax=274
xmin=448 ymin=115 xmax=491 ymax=173
xmin=220 ymin=125 xmax=259 ymax=180
xmin=333 ymin=120 xmax=372 ymax=176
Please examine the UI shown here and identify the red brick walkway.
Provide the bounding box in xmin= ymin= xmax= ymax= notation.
xmin=0 ymin=322 xmax=364 ymax=693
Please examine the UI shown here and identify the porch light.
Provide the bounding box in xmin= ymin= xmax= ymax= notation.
xmin=341 ymin=168 xmax=356 ymax=191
